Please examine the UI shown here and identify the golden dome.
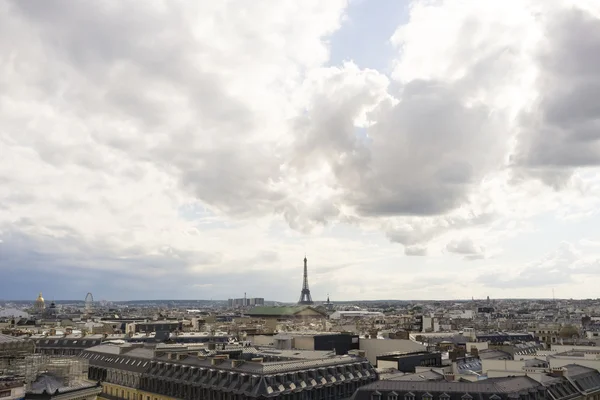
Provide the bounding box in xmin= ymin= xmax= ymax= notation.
xmin=35 ymin=292 xmax=45 ymax=310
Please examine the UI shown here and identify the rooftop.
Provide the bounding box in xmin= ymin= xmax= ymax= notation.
xmin=245 ymin=306 xmax=324 ymax=316
xmin=0 ymin=334 xmax=23 ymax=344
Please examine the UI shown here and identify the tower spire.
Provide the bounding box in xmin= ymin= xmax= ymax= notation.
xmin=298 ymin=255 xmax=314 ymax=305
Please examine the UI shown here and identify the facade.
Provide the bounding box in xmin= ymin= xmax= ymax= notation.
xmin=273 ymin=333 xmax=360 ymax=356
xmin=474 ymin=333 xmax=534 ymax=344
xmin=359 ymin=339 xmax=426 ymax=366
xmin=125 ymin=322 xmax=182 ymax=334
xmin=81 ymin=343 xmax=378 ymax=400
xmin=376 ymin=352 xmax=442 ymax=372
xmin=228 ymin=299 xmax=265 ymax=308
xmin=0 ymin=379 xmax=25 ymax=400
xmin=31 ymin=336 xmax=103 ymax=357
xmin=314 ymin=334 xmax=360 ymax=356
xmin=244 ymin=306 xmax=327 ymax=321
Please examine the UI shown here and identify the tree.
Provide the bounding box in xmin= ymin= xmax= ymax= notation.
xmin=559 ymin=325 xmax=579 ymax=338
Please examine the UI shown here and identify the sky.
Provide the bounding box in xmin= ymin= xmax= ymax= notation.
xmin=1 ymin=0 xmax=600 ymax=302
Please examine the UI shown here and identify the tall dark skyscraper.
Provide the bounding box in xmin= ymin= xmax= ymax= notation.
xmin=298 ymin=256 xmax=314 ymax=305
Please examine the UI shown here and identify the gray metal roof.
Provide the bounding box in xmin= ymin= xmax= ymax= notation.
xmin=355 ymin=376 xmax=542 ymax=394
xmin=0 ymin=334 xmax=23 ymax=344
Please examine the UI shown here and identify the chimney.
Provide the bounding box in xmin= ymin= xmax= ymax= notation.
xmin=444 ymin=373 xmax=455 ymax=382
xmin=449 ymin=350 xmax=458 ymax=362
xmin=207 ymin=342 xmax=216 ymax=351
xmin=251 ymin=357 xmax=264 ymax=363
xmin=211 ymin=357 xmax=227 ymax=365
xmin=470 ymin=347 xmax=479 ymax=357
xmin=550 ymin=368 xmax=565 ymax=378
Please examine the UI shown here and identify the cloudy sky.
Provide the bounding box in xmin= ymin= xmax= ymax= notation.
xmin=1 ymin=0 xmax=600 ymax=302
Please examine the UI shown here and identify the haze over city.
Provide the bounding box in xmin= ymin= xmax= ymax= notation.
xmin=1 ymin=0 xmax=600 ymax=301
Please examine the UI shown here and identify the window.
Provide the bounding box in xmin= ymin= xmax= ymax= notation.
xmin=372 ymin=391 xmax=382 ymax=400
xmin=388 ymin=391 xmax=398 ymax=400
xmin=0 ymin=390 xmax=11 ymax=398
xmin=405 ymin=392 xmax=416 ymax=400
xmin=423 ymin=393 xmax=433 ymax=400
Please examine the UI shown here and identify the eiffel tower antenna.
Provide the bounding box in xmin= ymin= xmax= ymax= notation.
xmin=298 ymin=255 xmax=314 ymax=305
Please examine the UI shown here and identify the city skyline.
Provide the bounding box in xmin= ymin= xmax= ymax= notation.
xmin=1 ymin=0 xmax=600 ymax=301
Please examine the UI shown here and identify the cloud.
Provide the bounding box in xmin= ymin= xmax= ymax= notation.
xmin=477 ymin=242 xmax=600 ymax=289
xmin=2 ymin=0 xmax=600 ymax=300
xmin=404 ymin=246 xmax=427 ymax=256
xmin=512 ymin=7 xmax=600 ymax=186
xmin=446 ymin=238 xmax=485 ymax=260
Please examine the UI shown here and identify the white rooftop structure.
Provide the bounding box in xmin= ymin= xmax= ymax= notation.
xmin=330 ymin=311 xmax=384 ymax=320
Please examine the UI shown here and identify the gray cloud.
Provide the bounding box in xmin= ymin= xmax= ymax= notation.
xmin=292 ymin=76 xmax=506 ymax=222
xmin=446 ymin=238 xmax=485 ymax=260
xmin=513 ymin=8 xmax=600 ymax=185
xmin=0 ymin=229 xmax=297 ymax=301
xmin=404 ymin=246 xmax=427 ymax=256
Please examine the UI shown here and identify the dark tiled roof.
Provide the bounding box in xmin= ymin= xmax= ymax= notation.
xmin=32 ymin=337 xmax=102 ymax=348
xmin=478 ymin=350 xmax=512 ymax=360
xmin=351 ymin=376 xmax=549 ymax=400
xmin=563 ymin=364 xmax=600 ymax=394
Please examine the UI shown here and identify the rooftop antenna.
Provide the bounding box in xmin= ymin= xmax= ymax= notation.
xmin=552 ymin=288 xmax=555 ymax=301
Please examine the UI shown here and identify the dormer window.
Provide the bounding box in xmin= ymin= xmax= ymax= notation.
xmin=405 ymin=392 xmax=416 ymax=400
xmin=423 ymin=393 xmax=433 ymax=400
xmin=388 ymin=391 xmax=398 ymax=400
xmin=372 ymin=391 xmax=382 ymax=400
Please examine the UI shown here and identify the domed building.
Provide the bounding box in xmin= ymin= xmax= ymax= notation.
xmin=34 ymin=292 xmax=45 ymax=313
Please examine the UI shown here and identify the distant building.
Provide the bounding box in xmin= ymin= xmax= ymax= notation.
xmin=227 ymin=298 xmax=264 ymax=308
xmin=31 ymin=335 xmax=104 ymax=356
xmin=0 ymin=378 xmax=25 ymax=400
xmin=268 ymin=333 xmax=360 ymax=355
xmin=376 ymin=351 xmax=442 ymax=372
xmin=125 ymin=321 xmax=182 ymax=334
xmin=34 ymin=293 xmax=45 ymax=313
xmin=330 ymin=311 xmax=385 ymax=320
xmin=475 ymin=332 xmax=534 ymax=344
xmin=245 ymin=305 xmax=327 ymax=320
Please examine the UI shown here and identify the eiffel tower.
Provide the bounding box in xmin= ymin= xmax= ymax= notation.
xmin=298 ymin=256 xmax=314 ymax=305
